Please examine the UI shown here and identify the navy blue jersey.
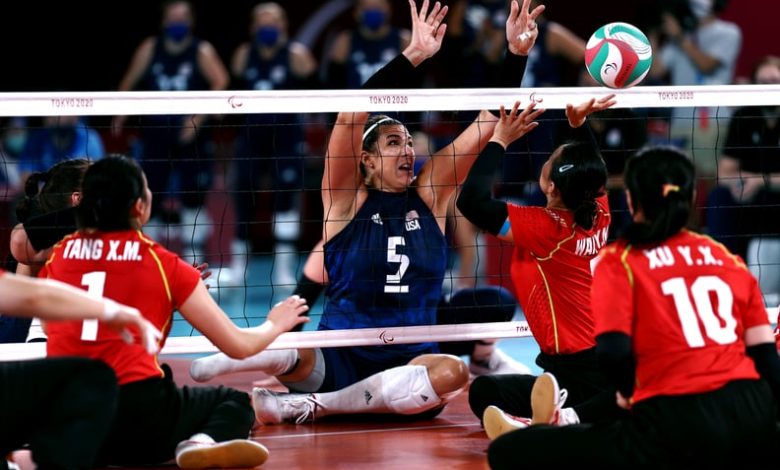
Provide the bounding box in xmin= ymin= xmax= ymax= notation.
xmin=347 ymin=29 xmax=402 ymax=88
xmin=240 ymin=44 xmax=295 ymax=91
xmin=322 ymin=188 xmax=446 ymax=362
xmin=238 ymin=44 xmax=299 ymax=126
xmin=139 ymin=38 xmax=209 ymax=92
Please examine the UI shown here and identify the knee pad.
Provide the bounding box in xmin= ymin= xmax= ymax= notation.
xmin=381 ymin=365 xmax=441 ymax=415
xmin=281 ymin=348 xmax=325 ymax=393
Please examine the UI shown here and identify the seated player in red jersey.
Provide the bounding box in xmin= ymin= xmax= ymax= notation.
xmin=0 ymin=266 xmax=160 ymax=470
xmin=457 ymin=97 xmax=623 ymax=432
xmin=487 ymin=146 xmax=780 ymax=468
xmin=41 ymin=155 xmax=309 ymax=469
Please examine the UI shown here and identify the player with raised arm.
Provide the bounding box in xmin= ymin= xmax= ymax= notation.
xmin=457 ymin=93 xmax=622 ymax=435
xmin=488 ymin=146 xmax=780 ymax=468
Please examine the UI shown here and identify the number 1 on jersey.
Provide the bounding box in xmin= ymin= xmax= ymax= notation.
xmin=81 ymin=271 xmax=107 ymax=341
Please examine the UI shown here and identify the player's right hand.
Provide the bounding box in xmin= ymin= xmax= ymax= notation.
xmin=269 ymin=295 xmax=310 ymax=332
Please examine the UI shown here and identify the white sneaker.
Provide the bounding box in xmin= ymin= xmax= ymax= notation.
xmin=530 ymin=372 xmax=569 ymax=425
xmin=252 ymin=388 xmax=323 ymax=424
xmin=469 ymin=348 xmax=532 ymax=376
xmin=482 ymin=405 xmax=532 ymax=440
xmin=174 ymin=439 xmax=268 ymax=469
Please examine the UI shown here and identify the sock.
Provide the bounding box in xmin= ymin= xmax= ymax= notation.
xmin=184 ymin=433 xmax=215 ymax=445
xmin=190 ymin=349 xmax=298 ymax=382
xmin=313 ymin=365 xmax=442 ymax=418
xmin=559 ymin=407 xmax=580 ymax=425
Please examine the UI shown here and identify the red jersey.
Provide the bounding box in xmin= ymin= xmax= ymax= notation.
xmin=507 ymin=195 xmax=610 ymax=355
xmin=592 ymin=230 xmax=766 ymax=404
xmin=41 ymin=230 xmax=200 ymax=385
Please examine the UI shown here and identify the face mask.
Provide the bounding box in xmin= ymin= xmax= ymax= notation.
xmin=361 ymin=9 xmax=386 ymax=31
xmin=3 ymin=133 xmax=26 ymax=154
xmin=164 ymin=22 xmax=190 ymax=42
xmin=689 ymin=0 xmax=713 ymax=19
xmin=255 ymin=26 xmax=280 ymax=47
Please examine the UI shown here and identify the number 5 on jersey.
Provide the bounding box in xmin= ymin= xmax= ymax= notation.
xmin=385 ymin=236 xmax=409 ymax=293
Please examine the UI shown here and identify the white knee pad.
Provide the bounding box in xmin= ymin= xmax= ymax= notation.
xmin=381 ymin=365 xmax=441 ymax=415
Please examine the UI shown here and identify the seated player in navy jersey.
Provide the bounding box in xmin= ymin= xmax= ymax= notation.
xmin=41 ymin=156 xmax=309 ymax=469
xmin=189 ymin=0 xmax=545 ymax=424
xmin=488 ymin=146 xmax=780 ymax=468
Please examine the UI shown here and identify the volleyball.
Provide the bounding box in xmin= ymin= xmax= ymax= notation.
xmin=585 ymin=22 xmax=653 ymax=89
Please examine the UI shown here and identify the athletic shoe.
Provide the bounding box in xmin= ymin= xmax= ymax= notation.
xmin=530 ymin=372 xmax=569 ymax=425
xmin=469 ymin=348 xmax=533 ymax=377
xmin=174 ymin=439 xmax=268 ymax=469
xmin=252 ymin=388 xmax=323 ymax=424
xmin=482 ymin=405 xmax=532 ymax=440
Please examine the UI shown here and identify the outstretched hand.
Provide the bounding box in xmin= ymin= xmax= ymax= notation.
xmin=268 ymin=295 xmax=310 ymax=333
xmin=403 ymin=0 xmax=448 ymax=66
xmin=506 ymin=0 xmax=545 ymax=56
xmin=491 ymin=101 xmax=545 ymax=149
xmin=565 ymin=94 xmax=617 ymax=128
xmin=102 ymin=301 xmax=163 ymax=355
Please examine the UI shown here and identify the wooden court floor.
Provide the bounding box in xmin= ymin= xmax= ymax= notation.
xmin=14 ymin=357 xmax=492 ymax=470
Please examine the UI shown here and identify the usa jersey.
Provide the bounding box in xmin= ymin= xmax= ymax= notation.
xmin=42 ymin=230 xmax=201 ymax=385
xmin=139 ymin=38 xmax=209 ymax=92
xmin=323 ymin=189 xmax=446 ymax=362
xmin=592 ymin=230 xmax=766 ymax=404
xmin=238 ymin=44 xmax=300 ymax=127
xmin=507 ymin=195 xmax=610 ymax=355
xmin=347 ymin=29 xmax=402 ymax=88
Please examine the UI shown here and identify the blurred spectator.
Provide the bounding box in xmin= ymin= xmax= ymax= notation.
xmin=520 ymin=0 xmax=585 ymax=88
xmin=706 ymin=55 xmax=780 ymax=305
xmin=112 ymin=0 xmax=229 ymax=262
xmin=649 ymin=0 xmax=741 ymax=179
xmin=499 ymin=0 xmax=586 ymax=203
xmin=324 ymin=0 xmax=411 ymax=89
xmin=19 ymin=116 xmax=104 ymax=178
xmin=229 ymin=2 xmax=318 ymax=286
xmin=0 ymin=118 xmax=26 ymax=193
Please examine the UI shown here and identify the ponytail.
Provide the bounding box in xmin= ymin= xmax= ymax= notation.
xmin=550 ymin=142 xmax=607 ymax=230
xmin=622 ymin=146 xmax=694 ymax=245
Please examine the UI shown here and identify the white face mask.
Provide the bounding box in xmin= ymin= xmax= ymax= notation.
xmin=689 ymin=0 xmax=714 ymax=19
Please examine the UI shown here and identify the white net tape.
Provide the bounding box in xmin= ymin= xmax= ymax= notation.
xmin=0 ymin=84 xmax=779 ymax=116
xmin=0 ymin=321 xmax=533 ymax=361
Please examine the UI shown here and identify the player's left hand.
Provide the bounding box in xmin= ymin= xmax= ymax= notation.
xmin=565 ymin=94 xmax=617 ymax=128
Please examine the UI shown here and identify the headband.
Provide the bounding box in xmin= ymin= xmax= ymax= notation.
xmin=362 ymin=117 xmax=395 ymax=143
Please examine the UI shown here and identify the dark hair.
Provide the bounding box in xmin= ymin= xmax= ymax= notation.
xmin=360 ymin=114 xmax=404 ymax=182
xmin=16 ymin=158 xmax=90 ymax=223
xmin=361 ymin=114 xmax=403 ymax=152
xmin=621 ymin=145 xmax=695 ymax=245
xmin=549 ymin=142 xmax=607 ymax=230
xmin=77 ymin=155 xmax=146 ymax=232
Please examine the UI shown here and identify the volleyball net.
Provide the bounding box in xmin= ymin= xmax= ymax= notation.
xmin=0 ymin=84 xmax=779 ymax=359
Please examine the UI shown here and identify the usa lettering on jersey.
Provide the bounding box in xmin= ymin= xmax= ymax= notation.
xmin=61 ymin=239 xmax=143 ymax=262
